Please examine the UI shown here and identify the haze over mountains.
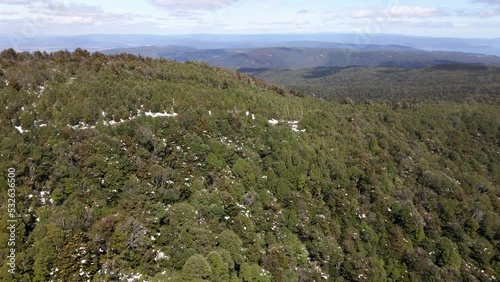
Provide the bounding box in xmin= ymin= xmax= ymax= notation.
xmin=3 ymin=33 xmax=500 ymax=71
xmin=103 ymin=46 xmax=500 ymax=70
xmin=3 ymin=33 xmax=500 ymax=55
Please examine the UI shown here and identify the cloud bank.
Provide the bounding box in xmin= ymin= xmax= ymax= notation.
xmin=149 ymin=0 xmax=239 ymax=10
xmin=352 ymin=6 xmax=439 ymax=19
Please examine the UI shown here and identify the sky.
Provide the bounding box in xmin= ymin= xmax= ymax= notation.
xmin=0 ymin=0 xmax=499 ymax=38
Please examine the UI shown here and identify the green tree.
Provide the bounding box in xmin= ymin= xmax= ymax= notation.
xmin=182 ymin=254 xmax=212 ymax=281
xmin=240 ymin=263 xmax=271 ymax=282
xmin=218 ymin=230 xmax=244 ymax=265
xmin=207 ymin=251 xmax=230 ymax=282
xmin=435 ymin=238 xmax=461 ymax=269
xmin=233 ymin=158 xmax=256 ymax=187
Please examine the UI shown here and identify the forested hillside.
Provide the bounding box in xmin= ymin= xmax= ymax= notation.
xmin=0 ymin=49 xmax=498 ymax=281
xmin=243 ymin=65 xmax=500 ymax=103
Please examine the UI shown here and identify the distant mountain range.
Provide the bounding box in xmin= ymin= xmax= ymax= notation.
xmin=2 ymin=33 xmax=500 ymax=55
xmin=102 ymin=45 xmax=500 ymax=69
xmin=3 ymin=33 xmax=500 ymax=69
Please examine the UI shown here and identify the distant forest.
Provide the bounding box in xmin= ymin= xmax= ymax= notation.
xmin=242 ymin=65 xmax=500 ymax=103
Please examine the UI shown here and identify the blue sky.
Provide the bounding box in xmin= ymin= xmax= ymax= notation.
xmin=0 ymin=0 xmax=499 ymax=38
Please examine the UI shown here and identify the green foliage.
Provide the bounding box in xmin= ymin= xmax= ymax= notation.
xmin=182 ymin=254 xmax=213 ymax=280
xmin=240 ymin=263 xmax=271 ymax=282
xmin=435 ymin=238 xmax=461 ymax=269
xmin=248 ymin=65 xmax=500 ymax=103
xmin=232 ymin=158 xmax=256 ymax=187
xmin=207 ymin=251 xmax=230 ymax=282
xmin=0 ymin=50 xmax=498 ymax=281
xmin=217 ymin=230 xmax=244 ymax=266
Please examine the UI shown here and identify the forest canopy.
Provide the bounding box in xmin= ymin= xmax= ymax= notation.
xmin=0 ymin=48 xmax=498 ymax=281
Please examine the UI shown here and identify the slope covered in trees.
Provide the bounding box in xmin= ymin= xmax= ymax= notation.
xmin=243 ymin=65 xmax=500 ymax=103
xmin=0 ymin=49 xmax=498 ymax=281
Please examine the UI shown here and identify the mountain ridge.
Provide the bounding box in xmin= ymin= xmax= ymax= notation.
xmin=3 ymin=33 xmax=500 ymax=55
xmin=102 ymin=45 xmax=500 ymax=69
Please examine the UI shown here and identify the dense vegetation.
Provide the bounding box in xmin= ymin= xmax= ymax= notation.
xmin=243 ymin=65 xmax=500 ymax=103
xmin=0 ymin=49 xmax=498 ymax=281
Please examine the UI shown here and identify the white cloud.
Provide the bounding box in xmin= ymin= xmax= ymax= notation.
xmin=24 ymin=1 xmax=148 ymax=25
xmin=468 ymin=0 xmax=500 ymax=17
xmin=0 ymin=0 xmax=32 ymax=4
xmin=389 ymin=6 xmax=438 ymax=17
xmin=473 ymin=9 xmax=500 ymax=17
xmin=351 ymin=10 xmax=376 ymax=18
xmin=352 ymin=6 xmax=439 ymax=19
xmin=0 ymin=10 xmax=18 ymax=15
xmin=456 ymin=7 xmax=500 ymax=17
xmin=42 ymin=16 xmax=97 ymax=24
xmin=471 ymin=0 xmax=500 ymax=5
xmin=149 ymin=0 xmax=239 ymax=10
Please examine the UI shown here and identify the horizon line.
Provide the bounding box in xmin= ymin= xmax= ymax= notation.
xmin=0 ymin=32 xmax=498 ymax=40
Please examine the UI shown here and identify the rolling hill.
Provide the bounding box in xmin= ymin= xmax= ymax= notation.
xmin=102 ymin=46 xmax=500 ymax=69
xmin=241 ymin=64 xmax=500 ymax=102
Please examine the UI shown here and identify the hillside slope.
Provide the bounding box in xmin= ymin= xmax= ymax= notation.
xmin=0 ymin=49 xmax=498 ymax=282
xmin=243 ymin=65 xmax=500 ymax=102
